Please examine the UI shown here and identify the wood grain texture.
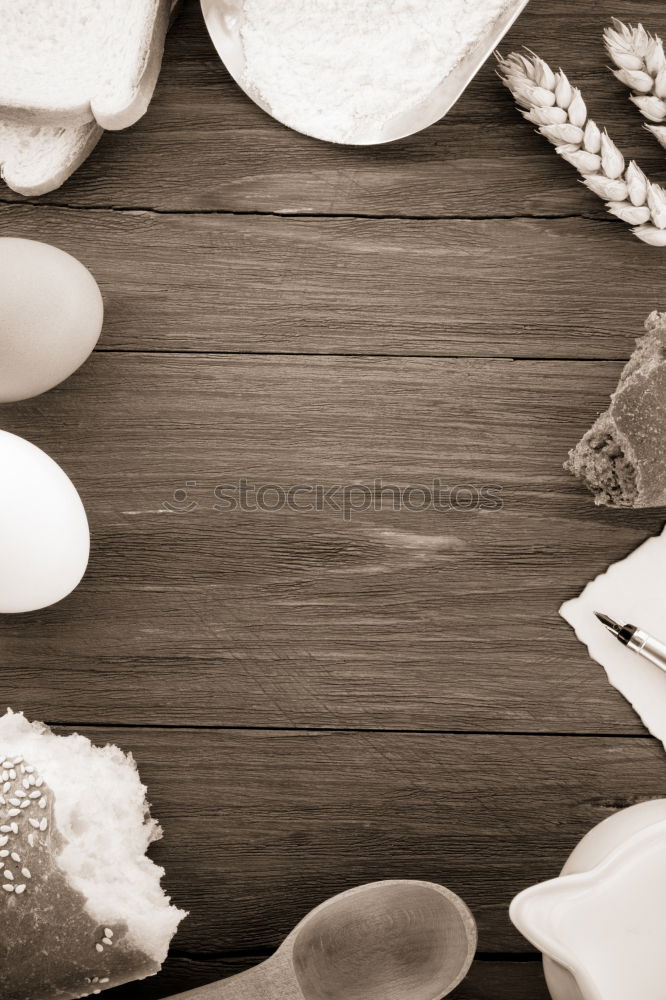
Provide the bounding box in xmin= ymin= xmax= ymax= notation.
xmin=42 ymin=725 xmax=666 ymax=965
xmin=1 ymin=353 xmax=664 ymax=732
xmin=2 ymin=0 xmax=666 ymax=220
xmin=1 ymin=204 xmax=665 ymax=359
xmin=3 ymin=1 xmax=665 ymax=996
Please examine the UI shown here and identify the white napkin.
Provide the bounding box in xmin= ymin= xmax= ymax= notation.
xmin=560 ymin=525 xmax=666 ymax=749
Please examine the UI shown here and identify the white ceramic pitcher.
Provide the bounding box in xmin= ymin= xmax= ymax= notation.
xmin=510 ymin=799 xmax=666 ymax=1000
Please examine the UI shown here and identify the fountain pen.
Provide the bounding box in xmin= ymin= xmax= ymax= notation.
xmin=596 ymin=612 xmax=666 ymax=673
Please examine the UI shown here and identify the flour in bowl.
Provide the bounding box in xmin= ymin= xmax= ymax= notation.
xmin=239 ymin=0 xmax=511 ymax=142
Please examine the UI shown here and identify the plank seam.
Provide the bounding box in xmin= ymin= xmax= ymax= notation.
xmin=93 ymin=347 xmax=629 ymax=362
xmin=0 ymin=198 xmax=611 ymax=223
xmin=44 ymin=721 xmax=656 ymax=739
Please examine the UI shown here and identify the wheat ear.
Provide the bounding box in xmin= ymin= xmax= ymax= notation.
xmin=604 ymin=19 xmax=666 ymax=150
xmin=497 ymin=51 xmax=666 ymax=246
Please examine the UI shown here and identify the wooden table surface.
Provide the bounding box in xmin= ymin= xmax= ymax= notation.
xmin=3 ymin=1 xmax=666 ymax=997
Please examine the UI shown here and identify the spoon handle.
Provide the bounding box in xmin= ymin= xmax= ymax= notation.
xmin=164 ymin=957 xmax=299 ymax=1000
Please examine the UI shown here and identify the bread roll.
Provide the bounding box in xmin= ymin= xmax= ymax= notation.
xmin=0 ymin=709 xmax=186 ymax=999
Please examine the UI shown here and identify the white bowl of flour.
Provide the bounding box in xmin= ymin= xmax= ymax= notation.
xmin=201 ymin=0 xmax=530 ymax=145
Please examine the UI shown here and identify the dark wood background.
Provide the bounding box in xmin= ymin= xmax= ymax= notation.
xmin=2 ymin=1 xmax=666 ymax=996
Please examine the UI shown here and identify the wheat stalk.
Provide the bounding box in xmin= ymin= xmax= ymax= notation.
xmin=604 ymin=19 xmax=666 ymax=150
xmin=497 ymin=51 xmax=666 ymax=246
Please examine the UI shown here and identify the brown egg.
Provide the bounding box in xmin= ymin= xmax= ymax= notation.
xmin=0 ymin=238 xmax=103 ymax=403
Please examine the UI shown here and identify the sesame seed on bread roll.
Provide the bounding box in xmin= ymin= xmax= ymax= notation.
xmin=0 ymin=709 xmax=186 ymax=1000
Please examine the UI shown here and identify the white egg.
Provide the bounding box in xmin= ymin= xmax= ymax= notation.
xmin=0 ymin=238 xmax=103 ymax=403
xmin=0 ymin=431 xmax=90 ymax=613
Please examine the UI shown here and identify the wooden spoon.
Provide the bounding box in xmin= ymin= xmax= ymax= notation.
xmin=169 ymin=879 xmax=477 ymax=1000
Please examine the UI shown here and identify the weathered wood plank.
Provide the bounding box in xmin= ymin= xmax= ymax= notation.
xmin=110 ymin=956 xmax=549 ymax=1000
xmin=41 ymin=726 xmax=666 ymax=958
xmin=4 ymin=0 xmax=666 ymax=220
xmin=0 ymin=205 xmax=661 ymax=358
xmin=1 ymin=6 xmax=654 ymax=1000
xmin=1 ymin=354 xmax=663 ymax=732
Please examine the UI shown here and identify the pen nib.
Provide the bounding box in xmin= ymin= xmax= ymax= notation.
xmin=595 ymin=611 xmax=621 ymax=637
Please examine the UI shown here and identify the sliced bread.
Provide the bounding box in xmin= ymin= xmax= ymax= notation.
xmin=0 ymin=0 xmax=179 ymax=196
xmin=0 ymin=0 xmax=172 ymax=130
xmin=0 ymin=120 xmax=103 ymax=196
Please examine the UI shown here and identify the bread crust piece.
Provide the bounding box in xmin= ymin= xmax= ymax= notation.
xmin=0 ymin=0 xmax=172 ymax=130
xmin=566 ymin=311 xmax=666 ymax=508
